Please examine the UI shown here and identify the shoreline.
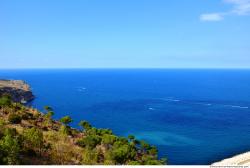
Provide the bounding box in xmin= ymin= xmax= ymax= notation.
xmin=212 ymin=151 xmax=250 ymax=166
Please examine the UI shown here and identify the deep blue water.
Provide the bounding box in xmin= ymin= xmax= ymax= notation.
xmin=1 ymin=69 xmax=250 ymax=165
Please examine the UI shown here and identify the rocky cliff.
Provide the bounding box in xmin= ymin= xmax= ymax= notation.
xmin=0 ymin=79 xmax=34 ymax=103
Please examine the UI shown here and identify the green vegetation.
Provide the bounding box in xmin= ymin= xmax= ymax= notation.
xmin=60 ymin=116 xmax=73 ymax=125
xmin=23 ymin=127 xmax=44 ymax=155
xmin=0 ymin=95 xmax=167 ymax=165
xmin=0 ymin=128 xmax=20 ymax=164
xmin=8 ymin=113 xmax=22 ymax=124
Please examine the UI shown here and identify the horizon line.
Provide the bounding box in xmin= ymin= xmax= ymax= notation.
xmin=0 ymin=67 xmax=250 ymax=70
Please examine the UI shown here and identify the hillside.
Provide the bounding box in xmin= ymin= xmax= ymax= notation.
xmin=0 ymin=94 xmax=166 ymax=165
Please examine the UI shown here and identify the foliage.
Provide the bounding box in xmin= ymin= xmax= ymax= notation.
xmin=44 ymin=111 xmax=54 ymax=119
xmin=8 ymin=113 xmax=22 ymax=124
xmin=0 ymin=96 xmax=167 ymax=165
xmin=44 ymin=106 xmax=53 ymax=112
xmin=128 ymin=135 xmax=135 ymax=141
xmin=0 ymin=118 xmax=5 ymax=126
xmin=59 ymin=116 xmax=72 ymax=125
xmin=0 ymin=131 xmax=20 ymax=164
xmin=81 ymin=149 xmax=99 ymax=165
xmin=23 ymin=127 xmax=43 ymax=155
xmin=0 ymin=95 xmax=11 ymax=107
xmin=77 ymin=134 xmax=101 ymax=149
xmin=102 ymin=134 xmax=117 ymax=145
xmin=79 ymin=120 xmax=92 ymax=131
xmin=59 ymin=125 xmax=69 ymax=135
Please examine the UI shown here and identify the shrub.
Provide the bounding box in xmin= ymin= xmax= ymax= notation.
xmin=59 ymin=125 xmax=69 ymax=135
xmin=81 ymin=149 xmax=99 ymax=165
xmin=4 ymin=128 xmax=17 ymax=137
xmin=79 ymin=120 xmax=92 ymax=131
xmin=0 ymin=118 xmax=5 ymax=126
xmin=77 ymin=135 xmax=101 ymax=149
xmin=59 ymin=116 xmax=72 ymax=125
xmin=23 ymin=127 xmax=43 ymax=155
xmin=102 ymin=134 xmax=117 ymax=145
xmin=108 ymin=140 xmax=137 ymax=164
xmin=8 ymin=114 xmax=21 ymax=124
xmin=0 ymin=134 xmax=20 ymax=164
xmin=0 ymin=95 xmax=11 ymax=107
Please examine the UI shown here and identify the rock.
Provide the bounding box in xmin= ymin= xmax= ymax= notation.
xmin=0 ymin=79 xmax=35 ymax=103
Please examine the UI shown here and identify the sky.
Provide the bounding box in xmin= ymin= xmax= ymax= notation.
xmin=0 ymin=0 xmax=250 ymax=69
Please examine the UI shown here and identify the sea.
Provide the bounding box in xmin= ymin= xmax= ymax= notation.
xmin=0 ymin=69 xmax=250 ymax=165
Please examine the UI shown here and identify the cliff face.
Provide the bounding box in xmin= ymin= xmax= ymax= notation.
xmin=0 ymin=80 xmax=34 ymax=103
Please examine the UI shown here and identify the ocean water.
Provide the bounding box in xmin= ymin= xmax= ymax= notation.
xmin=0 ymin=69 xmax=250 ymax=165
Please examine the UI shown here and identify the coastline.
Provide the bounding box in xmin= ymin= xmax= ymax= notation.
xmin=0 ymin=79 xmax=34 ymax=103
xmin=212 ymin=152 xmax=250 ymax=166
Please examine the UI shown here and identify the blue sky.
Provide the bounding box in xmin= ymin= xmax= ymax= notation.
xmin=0 ymin=0 xmax=250 ymax=68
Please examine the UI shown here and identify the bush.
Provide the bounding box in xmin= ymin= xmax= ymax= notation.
xmin=59 ymin=116 xmax=72 ymax=125
xmin=0 ymin=118 xmax=5 ymax=126
xmin=77 ymin=135 xmax=101 ymax=149
xmin=4 ymin=128 xmax=17 ymax=137
xmin=81 ymin=149 xmax=99 ymax=164
xmin=59 ymin=125 xmax=69 ymax=135
xmin=8 ymin=114 xmax=21 ymax=124
xmin=23 ymin=128 xmax=43 ymax=155
xmin=0 ymin=95 xmax=11 ymax=107
xmin=109 ymin=144 xmax=136 ymax=164
xmin=0 ymin=134 xmax=20 ymax=164
xmin=102 ymin=134 xmax=117 ymax=145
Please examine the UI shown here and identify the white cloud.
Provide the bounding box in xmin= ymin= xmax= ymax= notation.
xmin=225 ymin=0 xmax=250 ymax=15
xmin=200 ymin=13 xmax=224 ymax=21
xmin=200 ymin=0 xmax=250 ymax=21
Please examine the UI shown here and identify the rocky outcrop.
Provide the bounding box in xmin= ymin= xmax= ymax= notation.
xmin=212 ymin=152 xmax=250 ymax=166
xmin=0 ymin=79 xmax=34 ymax=103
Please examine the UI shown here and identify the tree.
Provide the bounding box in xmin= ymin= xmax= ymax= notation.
xmin=99 ymin=129 xmax=112 ymax=135
xmin=45 ymin=111 xmax=54 ymax=119
xmin=108 ymin=144 xmax=132 ymax=164
xmin=44 ymin=106 xmax=53 ymax=112
xmin=78 ymin=120 xmax=92 ymax=131
xmin=140 ymin=140 xmax=151 ymax=152
xmin=59 ymin=116 xmax=73 ymax=135
xmin=148 ymin=146 xmax=158 ymax=155
xmin=102 ymin=134 xmax=117 ymax=146
xmin=77 ymin=135 xmax=101 ymax=149
xmin=0 ymin=134 xmax=20 ymax=164
xmin=44 ymin=111 xmax=54 ymax=128
xmin=59 ymin=116 xmax=72 ymax=126
xmin=23 ymin=127 xmax=43 ymax=155
xmin=130 ymin=139 xmax=140 ymax=147
xmin=128 ymin=135 xmax=135 ymax=141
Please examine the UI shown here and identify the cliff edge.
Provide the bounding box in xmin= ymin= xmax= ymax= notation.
xmin=0 ymin=79 xmax=34 ymax=103
xmin=212 ymin=152 xmax=250 ymax=166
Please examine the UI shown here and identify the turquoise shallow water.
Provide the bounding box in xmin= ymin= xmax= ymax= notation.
xmin=0 ymin=69 xmax=250 ymax=165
